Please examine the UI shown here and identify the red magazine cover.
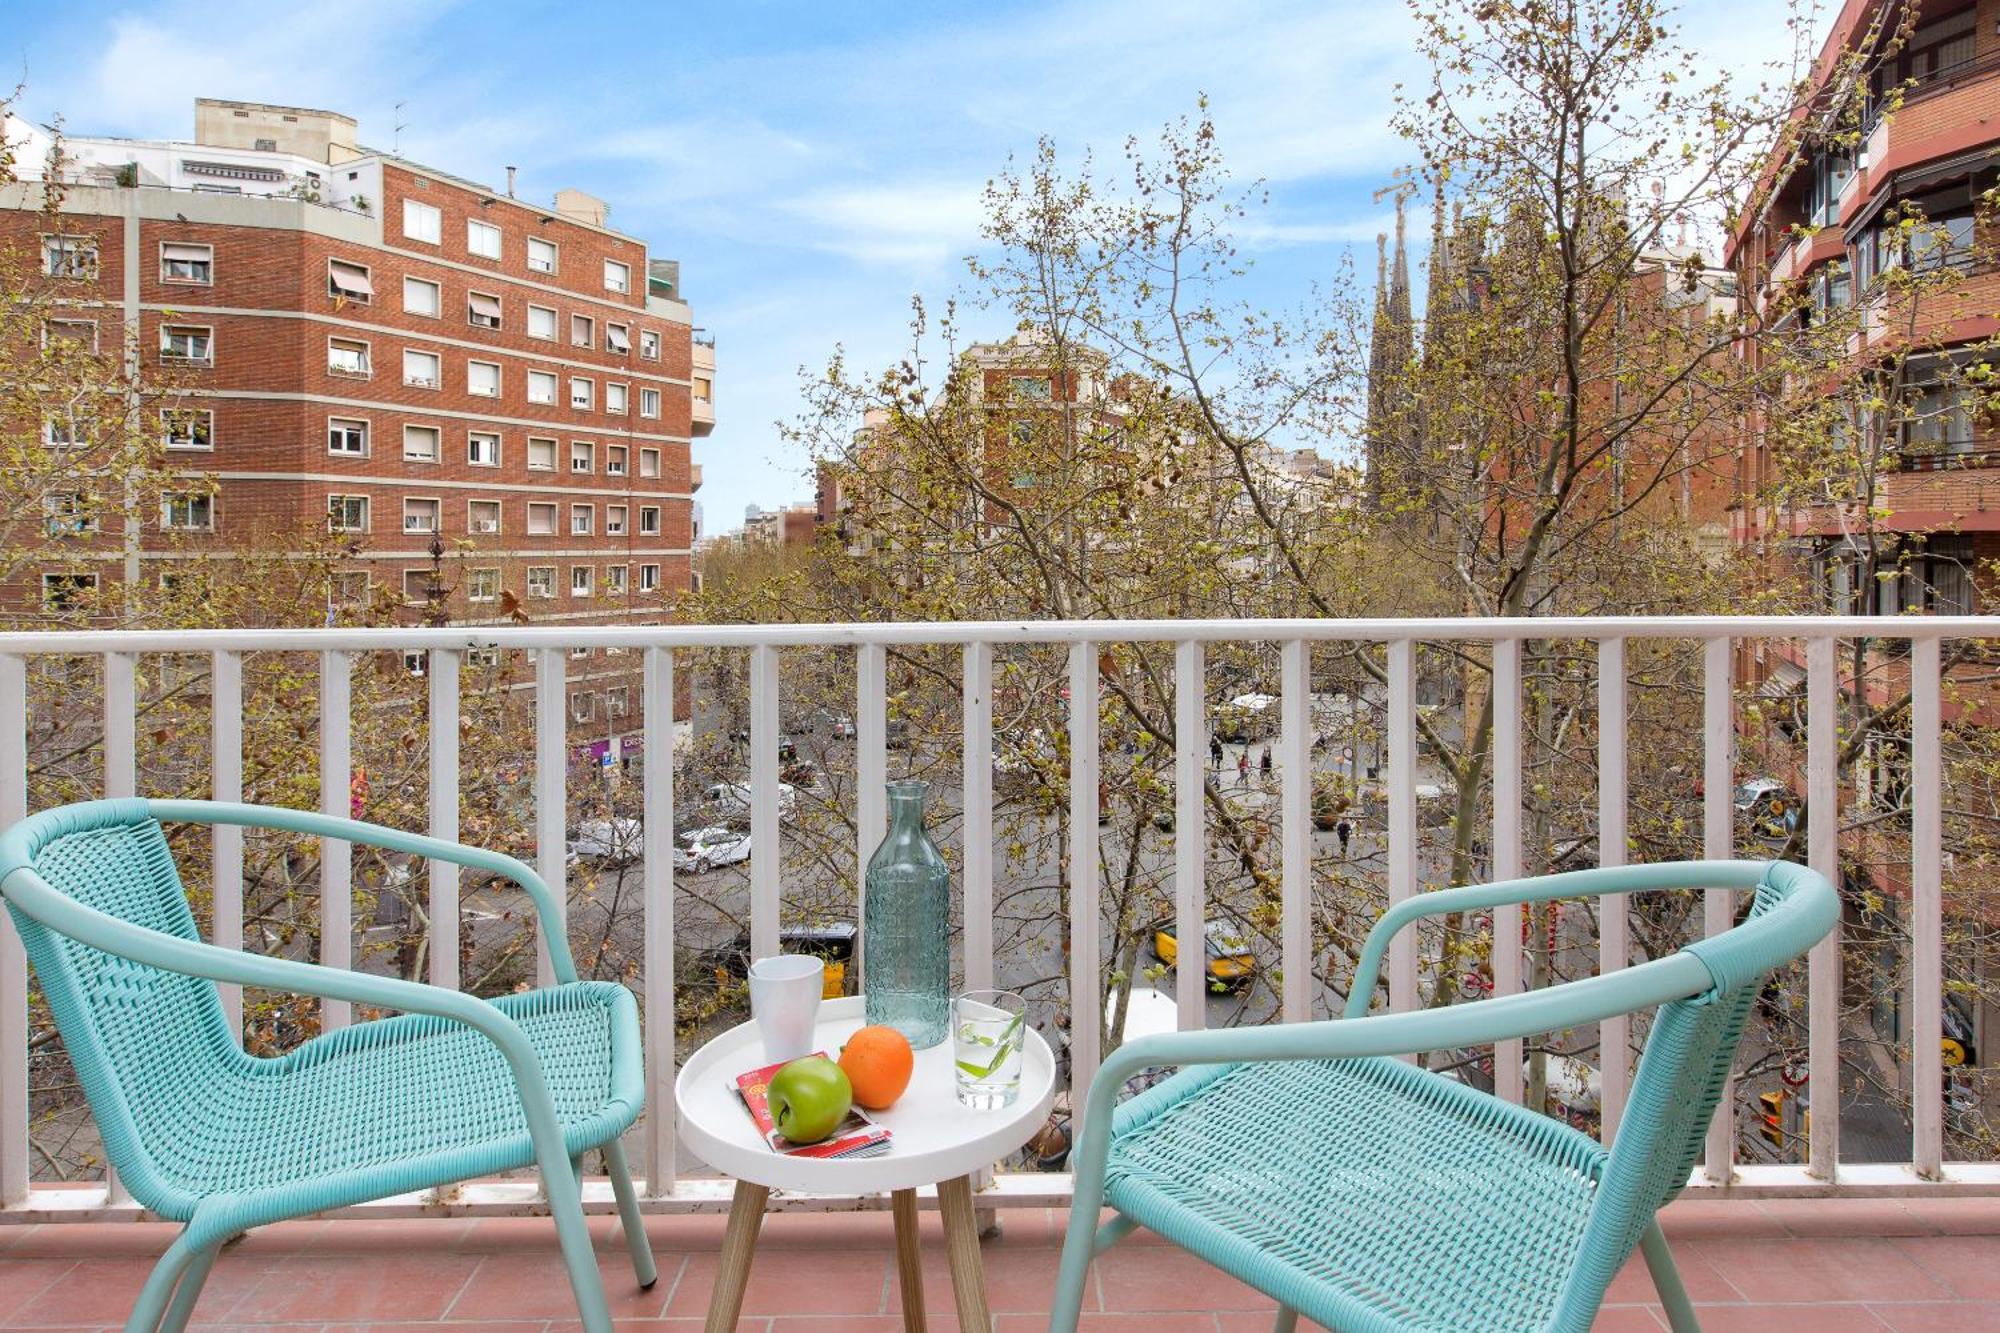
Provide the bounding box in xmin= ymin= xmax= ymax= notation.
xmin=735 ymin=1053 xmax=893 ymax=1159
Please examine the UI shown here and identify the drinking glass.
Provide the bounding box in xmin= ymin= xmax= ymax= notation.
xmin=952 ymin=990 xmax=1027 ymax=1109
xmin=748 ymin=954 xmax=824 ymax=1063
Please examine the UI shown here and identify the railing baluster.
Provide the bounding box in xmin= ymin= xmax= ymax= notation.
xmin=1702 ymin=636 xmax=1736 ymax=1182
xmin=962 ymin=642 xmax=994 ymax=994
xmin=642 ymin=646 xmax=677 ymax=1196
xmin=534 ymin=648 xmax=566 ymax=989
xmin=427 ymin=650 xmax=460 ymax=991
xmin=320 ymin=650 xmax=352 ymax=1030
xmin=104 ymin=652 xmax=135 ymax=797
xmin=1598 ymin=636 xmax=1630 ymax=1142
xmin=1173 ymin=640 xmax=1205 ymax=1030
xmin=0 ymin=653 xmax=27 ymax=1207
xmin=211 ymin=651 xmax=244 ymax=1032
xmin=1492 ymin=637 xmax=1524 ymax=1104
xmin=1068 ymin=640 xmax=1102 ymax=1105
xmin=1386 ymin=639 xmax=1417 ymax=1013
xmin=749 ymin=644 xmax=781 ymax=962
xmin=1911 ymin=636 xmax=1943 ymax=1180
xmin=1279 ymin=640 xmax=1311 ymax=1022
xmin=856 ymin=643 xmax=887 ymax=985
xmin=1806 ymin=635 xmax=1841 ymax=1179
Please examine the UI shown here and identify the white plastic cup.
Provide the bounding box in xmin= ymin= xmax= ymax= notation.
xmin=748 ymin=954 xmax=824 ymax=1063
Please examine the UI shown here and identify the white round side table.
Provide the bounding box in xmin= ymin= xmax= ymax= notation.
xmin=676 ymin=995 xmax=1057 ymax=1333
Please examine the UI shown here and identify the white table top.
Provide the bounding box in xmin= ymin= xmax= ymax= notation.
xmin=675 ymin=995 xmax=1058 ymax=1193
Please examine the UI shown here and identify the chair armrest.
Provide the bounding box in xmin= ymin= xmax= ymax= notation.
xmin=149 ymin=798 xmax=577 ymax=984
xmin=1343 ymin=859 xmax=1777 ymax=1018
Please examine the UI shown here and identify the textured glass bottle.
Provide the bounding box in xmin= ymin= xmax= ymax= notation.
xmin=863 ymin=779 xmax=952 ymax=1048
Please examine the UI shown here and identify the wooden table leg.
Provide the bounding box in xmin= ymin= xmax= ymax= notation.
xmin=705 ymin=1179 xmax=771 ymax=1333
xmin=891 ymin=1188 xmax=927 ymax=1333
xmin=936 ymin=1175 xmax=992 ymax=1333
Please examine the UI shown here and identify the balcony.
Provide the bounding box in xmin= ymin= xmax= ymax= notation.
xmin=692 ymin=338 xmax=716 ymax=437
xmin=0 ymin=616 xmax=1996 ymax=1321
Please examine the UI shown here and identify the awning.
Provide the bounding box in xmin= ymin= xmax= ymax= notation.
xmin=161 ymin=242 xmax=209 ymax=261
xmin=182 ymin=159 xmax=283 ymax=182
xmin=606 ymin=326 xmax=631 ymax=353
xmin=1757 ymin=659 xmax=1808 ymax=698
xmin=469 ymin=292 xmax=503 ymax=320
xmin=328 ymin=263 xmax=373 ymax=297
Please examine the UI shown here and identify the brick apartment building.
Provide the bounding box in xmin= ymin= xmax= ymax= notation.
xmin=2 ymin=98 xmax=715 ymax=751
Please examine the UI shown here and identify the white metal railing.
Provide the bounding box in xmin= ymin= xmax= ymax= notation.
xmin=0 ymin=615 xmax=1996 ymax=1221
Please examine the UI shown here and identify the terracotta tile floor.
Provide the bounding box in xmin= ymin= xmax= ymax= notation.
xmin=2 ymin=1195 xmax=1998 ymax=1330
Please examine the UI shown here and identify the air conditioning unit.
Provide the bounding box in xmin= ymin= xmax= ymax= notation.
xmin=474 ymin=519 xmax=498 ymax=533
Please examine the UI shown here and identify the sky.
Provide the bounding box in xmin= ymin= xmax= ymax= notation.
xmin=6 ymin=0 xmax=1811 ymax=536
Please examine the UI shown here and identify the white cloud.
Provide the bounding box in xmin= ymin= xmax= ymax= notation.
xmin=777 ymin=179 xmax=989 ymax=267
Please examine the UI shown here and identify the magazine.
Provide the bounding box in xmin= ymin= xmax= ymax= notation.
xmin=735 ymin=1053 xmax=893 ymax=1160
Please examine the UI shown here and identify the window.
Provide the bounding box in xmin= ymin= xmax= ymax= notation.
xmin=606 ymin=324 xmax=631 ymax=355
xmin=467 ymin=430 xmax=501 ymax=466
xmin=571 ymin=313 xmax=594 ymax=347
xmin=693 ymin=375 xmax=712 ymax=403
xmin=468 ymin=499 xmax=502 ymax=533
xmin=43 ymin=318 xmax=97 ymax=350
xmin=527 ymin=502 xmax=558 ymax=535
xmin=607 ymin=684 xmax=629 ymax=716
xmin=403 ymin=198 xmax=442 ymax=244
xmin=570 ymin=377 xmax=594 ymax=410
xmin=1010 ymin=375 xmax=1053 ymax=401
xmin=328 ymin=337 xmax=371 ymax=376
xmin=527 ymin=436 xmax=557 ymax=470
xmin=467 ymin=359 xmax=501 ymax=397
xmin=165 ymin=409 xmax=212 ymax=451
xmin=333 ymin=571 xmax=371 ymax=608
xmin=328 ymin=417 xmax=369 ymax=456
xmin=570 ymin=440 xmax=594 ymax=472
xmin=403 ymin=424 xmax=441 ymax=462
xmin=571 ymin=691 xmax=596 ymax=722
xmin=467 ymin=567 xmax=500 ymax=603
xmin=527 ymin=370 xmax=558 ymax=404
xmin=1902 ymin=379 xmax=1975 ymax=456
xmin=639 ymin=563 xmax=660 ymax=592
xmin=639 ymin=388 xmax=661 ymax=419
xmin=526 ymin=565 xmax=555 ymax=598
xmin=43 ymin=235 xmax=98 ymax=279
xmin=403 ymin=497 xmax=441 ymax=533
xmin=604 ymin=259 xmax=631 ymax=294
xmin=404 ymin=349 xmax=441 ymax=388
xmin=327 ymin=259 xmax=373 ymax=302
xmin=527 ymin=304 xmax=557 ymax=340
xmin=640 ymin=329 xmax=660 ymax=360
xmin=327 ymin=494 xmax=369 ymax=532
xmin=42 ymin=572 xmax=97 ymax=610
xmin=607 ymin=504 xmax=628 ymax=535
xmin=607 ymin=445 xmax=628 ymax=475
xmin=161 ymin=324 xmax=212 ymax=364
xmin=606 ymin=383 xmax=628 ymax=415
xmin=606 ymin=565 xmax=628 ymax=596
xmin=45 ymin=491 xmax=93 ymax=537
xmin=639 ymin=447 xmax=661 ymax=477
xmin=468 ymin=290 xmax=503 ymax=329
xmin=160 ymin=242 xmax=212 ymax=284
xmin=570 ymin=566 xmax=594 ymax=598
xmin=403 ymin=276 xmax=441 ymax=317
xmin=466 ymin=218 xmax=502 ymax=260
xmin=639 ymin=506 xmax=661 ymax=535
xmin=44 ymin=416 xmax=85 ymax=448
xmin=528 ymin=237 xmax=558 ymax=274
xmin=162 ymin=492 xmax=214 ymax=531
xmin=571 ymin=504 xmax=594 ymax=535
xmin=402 ymin=572 xmax=433 ymax=605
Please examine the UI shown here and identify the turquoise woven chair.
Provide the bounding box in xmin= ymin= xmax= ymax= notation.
xmin=0 ymin=798 xmax=657 ymax=1333
xmin=1052 ymin=859 xmax=1838 ymax=1333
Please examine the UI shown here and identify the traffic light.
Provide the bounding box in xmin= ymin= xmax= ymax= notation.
xmin=1758 ymin=1090 xmax=1785 ymax=1148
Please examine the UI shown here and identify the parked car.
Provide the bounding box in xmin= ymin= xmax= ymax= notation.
xmin=700 ymin=921 xmax=858 ymax=997
xmin=673 ymin=825 xmax=751 ymax=874
xmin=1734 ymin=777 xmax=1798 ymax=841
xmin=702 ymin=781 xmax=798 ymax=819
xmin=567 ymin=817 xmax=643 ymax=865
xmin=790 ymin=708 xmax=856 ymax=738
xmin=1150 ymin=918 xmax=1256 ymax=990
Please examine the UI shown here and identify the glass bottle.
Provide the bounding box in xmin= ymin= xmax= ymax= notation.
xmin=863 ymin=779 xmax=951 ymax=1048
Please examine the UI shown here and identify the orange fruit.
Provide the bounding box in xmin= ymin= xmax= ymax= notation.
xmin=839 ymin=1025 xmax=914 ymax=1110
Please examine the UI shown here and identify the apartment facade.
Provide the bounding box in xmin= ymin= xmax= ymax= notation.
xmin=2 ymin=98 xmax=714 ymax=744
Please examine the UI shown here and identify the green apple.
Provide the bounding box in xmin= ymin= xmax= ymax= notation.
xmin=768 ymin=1056 xmax=853 ymax=1143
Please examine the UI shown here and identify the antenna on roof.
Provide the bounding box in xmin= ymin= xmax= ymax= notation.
xmin=392 ymin=101 xmax=408 ymax=156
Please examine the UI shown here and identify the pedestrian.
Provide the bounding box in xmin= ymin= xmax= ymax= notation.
xmin=1259 ymin=746 xmax=1272 ymax=778
xmin=1336 ymin=819 xmax=1352 ymax=858
xmin=1210 ymin=736 xmax=1224 ymax=770
xmin=1237 ymin=751 xmax=1250 ymax=784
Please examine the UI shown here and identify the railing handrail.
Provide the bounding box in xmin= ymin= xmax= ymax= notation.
xmin=0 ymin=612 xmax=1995 ymax=655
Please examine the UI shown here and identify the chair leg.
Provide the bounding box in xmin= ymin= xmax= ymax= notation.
xmin=544 ymin=1154 xmax=616 ymax=1333
xmin=1050 ymin=1197 xmax=1099 ymax=1333
xmin=156 ymin=1242 xmax=221 ymax=1333
xmin=123 ymin=1230 xmax=205 ymax=1333
xmin=1271 ymin=1306 xmax=1298 ymax=1333
xmin=1639 ymin=1218 xmax=1702 ymax=1333
xmin=603 ymin=1138 xmax=659 ymax=1289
